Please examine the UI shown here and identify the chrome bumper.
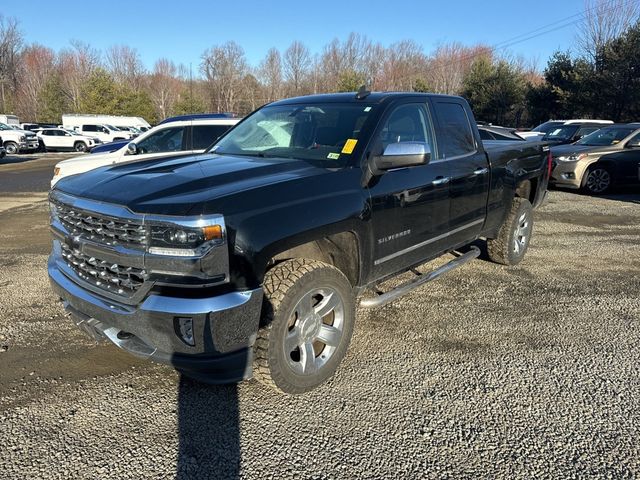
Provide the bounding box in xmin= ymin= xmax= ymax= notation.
xmin=49 ymin=254 xmax=263 ymax=381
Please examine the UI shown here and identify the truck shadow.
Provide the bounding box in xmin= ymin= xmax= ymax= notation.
xmin=176 ymin=375 xmax=242 ymax=479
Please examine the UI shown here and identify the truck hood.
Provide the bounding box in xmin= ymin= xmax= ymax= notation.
xmin=53 ymin=153 xmax=343 ymax=216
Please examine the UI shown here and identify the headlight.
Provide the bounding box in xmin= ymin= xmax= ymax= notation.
xmin=148 ymin=220 xmax=224 ymax=256
xmin=19 ymin=135 xmax=25 ymax=142
xmin=557 ymin=153 xmax=587 ymax=162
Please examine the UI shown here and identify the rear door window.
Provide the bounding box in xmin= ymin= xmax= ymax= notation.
xmin=432 ymin=101 xmax=476 ymax=158
xmin=192 ymin=124 xmax=232 ymax=150
xmin=82 ymin=125 xmax=97 ymax=132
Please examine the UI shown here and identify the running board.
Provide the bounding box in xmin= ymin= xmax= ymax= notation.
xmin=360 ymin=246 xmax=481 ymax=308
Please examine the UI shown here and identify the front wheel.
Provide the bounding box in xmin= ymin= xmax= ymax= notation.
xmin=487 ymin=197 xmax=533 ymax=266
xmin=74 ymin=141 xmax=88 ymax=153
xmin=254 ymin=259 xmax=355 ymax=394
xmin=582 ymin=165 xmax=611 ymax=194
xmin=4 ymin=141 xmax=18 ymax=155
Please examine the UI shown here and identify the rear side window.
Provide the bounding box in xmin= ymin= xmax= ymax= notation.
xmin=433 ymin=102 xmax=476 ymax=158
xmin=82 ymin=125 xmax=97 ymax=132
xmin=192 ymin=124 xmax=232 ymax=150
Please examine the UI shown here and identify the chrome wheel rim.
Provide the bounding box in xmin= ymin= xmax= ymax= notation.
xmin=6 ymin=144 xmax=16 ymax=154
xmin=586 ymin=168 xmax=610 ymax=193
xmin=76 ymin=144 xmax=85 ymax=152
xmin=513 ymin=211 xmax=530 ymax=255
xmin=284 ymin=287 xmax=344 ymax=375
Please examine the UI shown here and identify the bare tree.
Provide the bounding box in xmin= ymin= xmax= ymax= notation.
xmin=258 ymin=48 xmax=283 ymax=102
xmin=426 ymin=42 xmax=492 ymax=94
xmin=58 ymin=40 xmax=101 ymax=111
xmin=15 ymin=44 xmax=56 ymax=120
xmin=378 ymin=40 xmax=427 ymax=91
xmin=106 ymin=45 xmax=146 ymax=91
xmin=0 ymin=16 xmax=22 ymax=111
xmin=283 ymin=41 xmax=311 ymax=94
xmin=201 ymin=41 xmax=247 ymax=112
xmin=149 ymin=58 xmax=180 ymax=119
xmin=577 ymin=0 xmax=640 ymax=60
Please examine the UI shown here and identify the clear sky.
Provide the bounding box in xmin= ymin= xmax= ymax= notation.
xmin=1 ymin=0 xmax=588 ymax=73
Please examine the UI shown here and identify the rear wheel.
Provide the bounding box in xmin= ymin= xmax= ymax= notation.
xmin=74 ymin=141 xmax=88 ymax=153
xmin=487 ymin=197 xmax=533 ymax=266
xmin=582 ymin=165 xmax=611 ymax=194
xmin=254 ymin=259 xmax=355 ymax=394
xmin=4 ymin=141 xmax=18 ymax=155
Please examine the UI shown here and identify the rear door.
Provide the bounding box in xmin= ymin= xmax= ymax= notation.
xmin=616 ymin=132 xmax=640 ymax=184
xmin=190 ymin=123 xmax=233 ymax=152
xmin=431 ymin=99 xmax=489 ymax=246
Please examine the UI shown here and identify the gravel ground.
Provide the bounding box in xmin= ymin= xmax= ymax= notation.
xmin=0 ymin=157 xmax=638 ymax=479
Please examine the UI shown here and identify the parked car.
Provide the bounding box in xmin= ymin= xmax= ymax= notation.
xmin=89 ymin=114 xmax=237 ymax=154
xmin=48 ymin=91 xmax=551 ymax=394
xmin=519 ymin=119 xmax=613 ymax=139
xmin=478 ymin=125 xmax=525 ymax=141
xmin=0 ymin=122 xmax=39 ymax=154
xmin=550 ymin=123 xmax=640 ymax=193
xmin=541 ymin=123 xmax=603 ymax=145
xmin=35 ymin=128 xmax=101 ymax=153
xmin=52 ymin=115 xmax=240 ymax=186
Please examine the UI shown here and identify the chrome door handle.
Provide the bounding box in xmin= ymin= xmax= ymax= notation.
xmin=473 ymin=167 xmax=489 ymax=175
xmin=431 ymin=177 xmax=450 ymax=185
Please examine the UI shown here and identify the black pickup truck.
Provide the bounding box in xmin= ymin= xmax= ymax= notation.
xmin=48 ymin=92 xmax=550 ymax=394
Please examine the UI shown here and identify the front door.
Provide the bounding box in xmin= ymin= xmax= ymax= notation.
xmin=367 ymin=102 xmax=451 ymax=280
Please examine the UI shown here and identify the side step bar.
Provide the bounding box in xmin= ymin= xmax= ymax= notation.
xmin=360 ymin=246 xmax=480 ymax=308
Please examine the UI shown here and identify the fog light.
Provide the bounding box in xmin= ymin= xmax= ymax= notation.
xmin=561 ymin=172 xmax=576 ymax=180
xmin=175 ymin=317 xmax=195 ymax=346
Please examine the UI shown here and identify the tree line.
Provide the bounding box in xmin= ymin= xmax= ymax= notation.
xmin=0 ymin=1 xmax=638 ymax=127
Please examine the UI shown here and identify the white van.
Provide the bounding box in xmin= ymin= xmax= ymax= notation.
xmin=62 ymin=114 xmax=151 ymax=132
xmin=0 ymin=114 xmax=20 ymax=126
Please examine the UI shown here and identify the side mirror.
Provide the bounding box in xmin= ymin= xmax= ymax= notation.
xmin=126 ymin=142 xmax=138 ymax=155
xmin=373 ymin=142 xmax=431 ymax=170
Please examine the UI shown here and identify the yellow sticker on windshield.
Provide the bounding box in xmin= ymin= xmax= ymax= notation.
xmin=342 ymin=139 xmax=358 ymax=154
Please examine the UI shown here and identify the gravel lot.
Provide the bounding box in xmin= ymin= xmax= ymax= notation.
xmin=0 ymin=154 xmax=639 ymax=479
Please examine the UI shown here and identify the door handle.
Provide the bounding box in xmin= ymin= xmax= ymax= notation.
xmin=473 ymin=167 xmax=489 ymax=175
xmin=431 ymin=176 xmax=450 ymax=186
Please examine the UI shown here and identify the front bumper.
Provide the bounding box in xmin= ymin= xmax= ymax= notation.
xmin=48 ymin=255 xmax=263 ymax=383
xmin=550 ymin=160 xmax=584 ymax=189
xmin=20 ymin=140 xmax=39 ymax=151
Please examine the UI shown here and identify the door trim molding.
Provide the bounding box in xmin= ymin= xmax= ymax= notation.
xmin=374 ymin=218 xmax=484 ymax=265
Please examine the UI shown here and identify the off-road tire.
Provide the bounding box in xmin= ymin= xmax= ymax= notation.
xmin=487 ymin=197 xmax=533 ymax=266
xmin=254 ymin=259 xmax=355 ymax=394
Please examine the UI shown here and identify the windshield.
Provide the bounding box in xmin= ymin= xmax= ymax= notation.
xmin=64 ymin=128 xmax=81 ymax=136
xmin=105 ymin=124 xmax=118 ymax=131
xmin=0 ymin=123 xmax=12 ymax=131
xmin=576 ymin=126 xmax=637 ymax=146
xmin=532 ymin=121 xmax=563 ymax=133
xmin=543 ymin=125 xmax=579 ymax=141
xmin=211 ymin=103 xmax=374 ymax=167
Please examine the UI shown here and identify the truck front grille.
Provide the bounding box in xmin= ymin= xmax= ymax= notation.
xmin=60 ymin=243 xmax=147 ymax=297
xmin=53 ymin=200 xmax=147 ymax=248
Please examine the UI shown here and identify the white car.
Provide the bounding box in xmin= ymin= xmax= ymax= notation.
xmin=36 ymin=128 xmax=101 ymax=153
xmin=0 ymin=122 xmax=39 ymax=154
xmin=51 ymin=116 xmax=240 ymax=187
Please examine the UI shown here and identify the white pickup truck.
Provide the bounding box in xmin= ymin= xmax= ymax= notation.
xmin=0 ymin=122 xmax=39 ymax=154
